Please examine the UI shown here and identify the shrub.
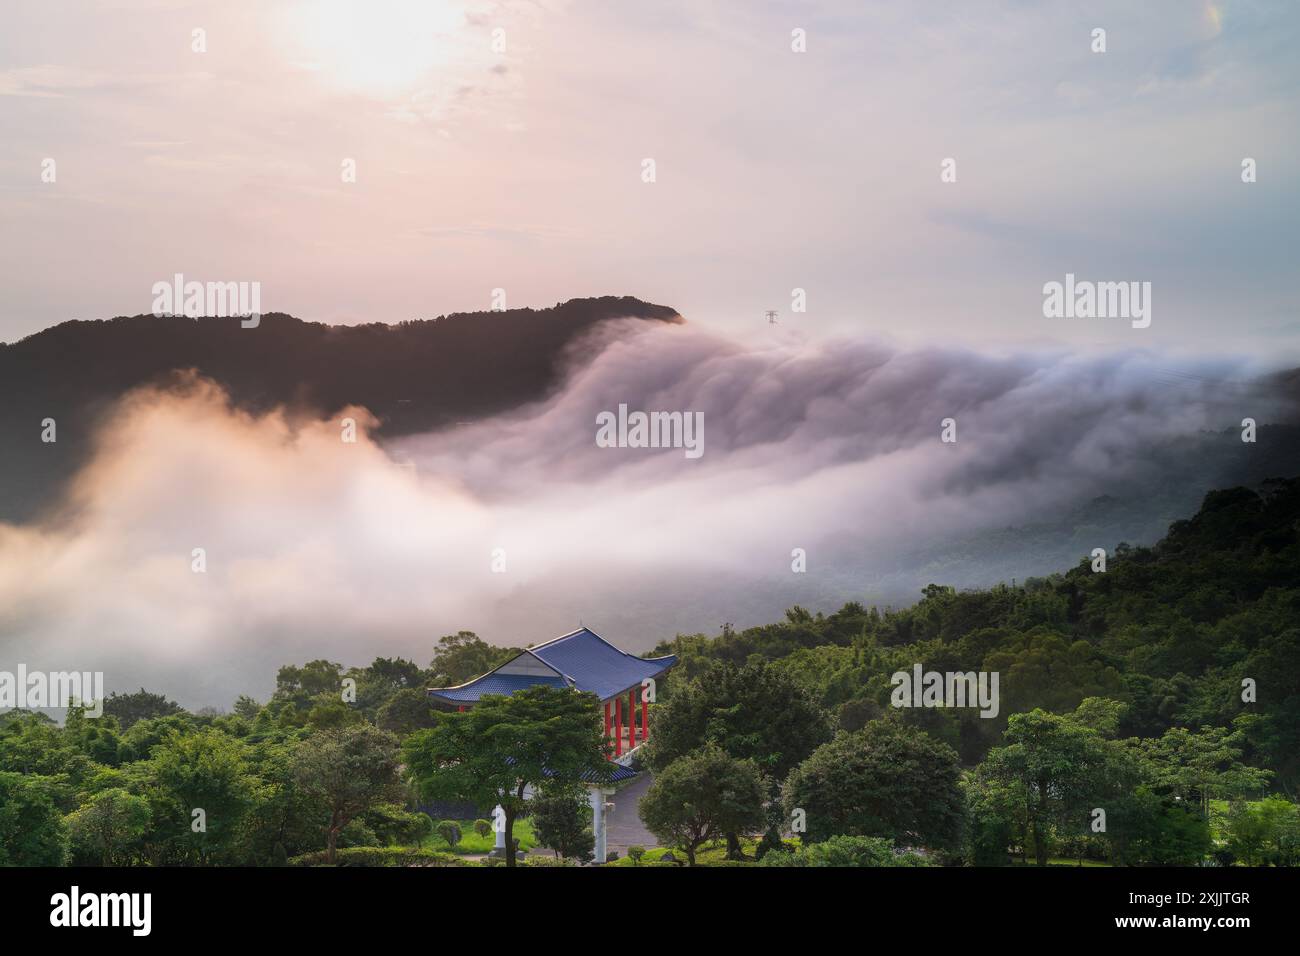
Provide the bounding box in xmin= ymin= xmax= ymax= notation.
xmin=474 ymin=819 xmax=492 ymax=838
xmin=628 ymin=845 xmax=646 ymax=864
xmin=337 ymin=819 xmax=380 ymax=848
xmin=1057 ymin=834 xmax=1108 ymax=862
xmin=531 ymin=787 xmax=595 ymax=862
xmin=436 ymin=820 xmax=463 ymax=849
xmin=288 ymin=846 xmax=467 ymax=867
xmin=968 ymin=812 xmax=1013 ymax=867
xmin=754 ymin=828 xmax=785 ymax=861
xmin=757 ymin=835 xmax=931 ymax=867
xmin=365 ymin=804 xmax=433 ymax=845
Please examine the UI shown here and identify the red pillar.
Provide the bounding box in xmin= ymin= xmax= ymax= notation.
xmin=604 ymin=700 xmax=611 ymax=741
xmin=641 ymin=690 xmax=649 ymax=741
xmin=628 ymin=688 xmax=637 ymax=748
xmin=457 ymin=705 xmax=466 ymax=712
xmin=614 ymin=698 xmax=623 ymax=756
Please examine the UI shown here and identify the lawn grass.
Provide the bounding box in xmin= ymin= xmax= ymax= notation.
xmin=609 ymin=836 xmax=765 ymax=866
xmin=290 ymin=846 xmax=472 ymax=867
xmin=612 ymin=839 xmax=1114 ymax=867
xmin=421 ymin=818 xmax=538 ymax=855
xmin=1008 ymin=856 xmax=1110 ymax=867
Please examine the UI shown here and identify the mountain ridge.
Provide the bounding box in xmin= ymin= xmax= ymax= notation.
xmin=0 ymin=296 xmax=681 ymax=521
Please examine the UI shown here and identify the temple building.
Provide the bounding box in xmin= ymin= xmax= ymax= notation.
xmin=426 ymin=627 xmax=677 ymax=861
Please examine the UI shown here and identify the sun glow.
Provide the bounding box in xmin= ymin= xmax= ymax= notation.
xmin=283 ymin=0 xmax=466 ymax=96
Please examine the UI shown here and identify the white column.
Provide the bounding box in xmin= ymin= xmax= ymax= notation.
xmin=493 ymin=804 xmax=506 ymax=853
xmin=589 ymin=788 xmax=607 ymax=863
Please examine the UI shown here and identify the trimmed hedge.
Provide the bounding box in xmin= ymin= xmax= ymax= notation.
xmin=289 ymin=846 xmax=469 ymax=867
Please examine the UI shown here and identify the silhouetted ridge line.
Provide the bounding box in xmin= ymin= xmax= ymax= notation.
xmin=0 ymin=296 xmax=681 ymax=521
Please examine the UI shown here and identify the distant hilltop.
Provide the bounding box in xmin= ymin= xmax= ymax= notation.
xmin=0 ymin=296 xmax=682 ymax=521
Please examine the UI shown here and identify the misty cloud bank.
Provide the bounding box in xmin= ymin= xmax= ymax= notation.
xmin=0 ymin=320 xmax=1291 ymax=709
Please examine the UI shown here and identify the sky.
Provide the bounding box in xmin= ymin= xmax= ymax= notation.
xmin=2 ymin=0 xmax=1298 ymax=356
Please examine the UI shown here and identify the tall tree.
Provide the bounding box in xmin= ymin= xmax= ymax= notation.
xmin=403 ymin=686 xmax=610 ymax=867
xmin=1140 ymin=725 xmax=1271 ymax=817
xmin=638 ymin=746 xmax=766 ymax=865
xmin=0 ymin=771 xmax=68 ymax=865
xmin=647 ymin=659 xmax=832 ymax=778
xmin=66 ymin=788 xmax=152 ymax=866
xmin=102 ymin=689 xmax=185 ymax=731
xmin=236 ymin=736 xmax=323 ymax=865
xmin=376 ymin=687 xmax=437 ymax=736
xmin=646 ymin=659 xmax=832 ymax=857
xmin=273 ymin=660 xmax=344 ymax=708
xmin=782 ymin=719 xmax=965 ymax=851
xmin=142 ymin=729 xmax=256 ymax=865
xmin=292 ymin=724 xmax=404 ymax=864
xmin=973 ymin=709 xmax=1130 ymax=865
xmin=360 ymin=657 xmax=426 ymax=692
xmin=428 ymin=632 xmax=518 ymax=686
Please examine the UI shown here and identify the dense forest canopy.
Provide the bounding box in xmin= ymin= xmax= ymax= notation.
xmin=652 ymin=478 xmax=1300 ymax=788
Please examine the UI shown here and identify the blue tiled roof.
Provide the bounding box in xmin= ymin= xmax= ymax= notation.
xmin=428 ymin=673 xmax=569 ymax=703
xmin=530 ymin=628 xmax=677 ymax=701
xmin=587 ymin=762 xmax=640 ymax=784
xmin=427 ymin=628 xmax=677 ymax=704
xmin=540 ymin=760 xmax=639 ymax=785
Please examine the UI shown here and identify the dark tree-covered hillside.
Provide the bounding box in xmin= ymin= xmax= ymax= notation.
xmin=651 ymin=478 xmax=1300 ymax=788
xmin=0 ymin=296 xmax=680 ymax=520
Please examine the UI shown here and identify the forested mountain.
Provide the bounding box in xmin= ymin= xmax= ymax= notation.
xmin=0 ymin=296 xmax=681 ymax=520
xmin=653 ymin=478 xmax=1300 ymax=790
xmin=2 ymin=479 xmax=1295 ymax=867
